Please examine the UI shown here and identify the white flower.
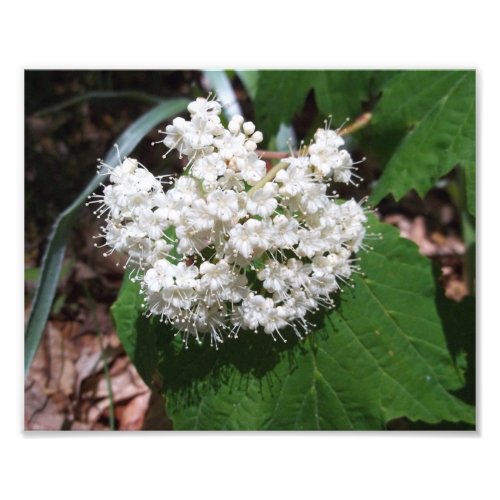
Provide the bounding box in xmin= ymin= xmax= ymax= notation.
xmin=282 ymin=155 xmax=311 ymax=170
xmin=298 ymin=183 xmax=329 ymax=215
xmin=328 ymin=250 xmax=353 ymax=279
xmin=133 ymin=168 xmax=161 ymax=192
xmin=185 ymin=115 xmax=222 ymax=154
xmin=176 ymin=222 xmax=211 ymax=256
xmin=239 ymin=153 xmax=266 ymax=185
xmin=224 ymin=273 xmax=250 ymax=303
xmin=174 ymin=262 xmax=199 ymax=286
xmin=163 ymin=117 xmax=191 ymax=154
xmin=192 ymin=303 xmax=228 ymax=346
xmin=146 ymin=240 xmax=173 ymax=266
xmin=228 ymin=219 xmax=271 ymax=259
xmin=271 ymin=215 xmax=299 ymax=248
xmin=262 ymin=306 xmax=288 ymax=336
xmin=144 ymin=259 xmax=176 ymax=293
xmin=297 ymin=228 xmax=328 ymax=258
xmin=200 ymin=260 xmax=233 ymax=293
xmin=91 ymin=97 xmax=370 ymax=347
xmin=311 ymin=255 xmax=334 ymax=278
xmin=207 ymin=189 xmax=240 ymax=222
xmin=246 ymin=183 xmax=278 ymax=217
xmin=214 ymin=119 xmax=262 ymax=160
xmin=187 ymin=97 xmax=222 ymax=118
xmin=213 ymin=128 xmax=247 ymax=160
xmin=284 ymin=290 xmax=317 ymax=319
xmin=170 ymin=176 xmax=202 ymax=205
xmin=191 ymin=153 xmax=226 ymax=188
xmin=275 ymin=162 xmax=314 ymax=198
xmin=137 ymin=208 xmax=169 ymax=241
xmin=102 ymin=221 xmax=128 ymax=253
xmin=284 ymin=258 xmax=312 ymax=289
xmin=240 ymin=294 xmax=274 ymax=331
xmin=308 ymin=272 xmax=339 ymax=296
xmin=312 ymin=128 xmax=345 ymax=149
xmin=217 ymin=168 xmax=245 ymax=192
xmin=308 ymin=127 xmax=356 ymax=183
xmin=257 ymin=260 xmax=289 ymax=294
xmin=332 ymin=150 xmax=354 ymax=183
xmin=185 ymin=199 xmax=215 ymax=232
xmin=109 ymin=157 xmax=138 ymax=184
xmin=309 ymin=129 xmax=344 ymax=171
xmin=163 ymin=102 xmax=224 ymax=159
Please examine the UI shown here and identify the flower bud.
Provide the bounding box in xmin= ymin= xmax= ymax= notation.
xmin=243 ymin=121 xmax=256 ymax=136
xmin=251 ymin=131 xmax=263 ymax=143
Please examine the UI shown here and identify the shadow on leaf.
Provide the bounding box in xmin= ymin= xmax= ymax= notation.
xmin=141 ymin=305 xmax=332 ymax=412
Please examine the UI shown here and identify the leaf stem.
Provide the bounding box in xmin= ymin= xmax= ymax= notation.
xmin=339 ymin=112 xmax=372 ymax=136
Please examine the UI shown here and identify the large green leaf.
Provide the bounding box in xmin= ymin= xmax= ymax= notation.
xmin=369 ymin=71 xmax=475 ymax=213
xmin=24 ymin=98 xmax=189 ymax=375
xmin=112 ymin=217 xmax=474 ymax=430
xmin=253 ymin=70 xmax=396 ymax=141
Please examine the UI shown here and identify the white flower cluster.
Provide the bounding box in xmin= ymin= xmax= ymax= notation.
xmin=89 ymin=97 xmax=368 ymax=347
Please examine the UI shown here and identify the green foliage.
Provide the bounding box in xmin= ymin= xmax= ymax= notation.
xmin=112 ymin=218 xmax=474 ymax=430
xmin=254 ymin=70 xmax=396 ymax=141
xmin=369 ymin=71 xmax=475 ymax=213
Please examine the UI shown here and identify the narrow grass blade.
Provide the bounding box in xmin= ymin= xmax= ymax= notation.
xmin=33 ymin=90 xmax=163 ymax=117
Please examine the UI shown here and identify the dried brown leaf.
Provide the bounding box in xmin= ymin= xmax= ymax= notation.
xmin=119 ymin=392 xmax=151 ymax=430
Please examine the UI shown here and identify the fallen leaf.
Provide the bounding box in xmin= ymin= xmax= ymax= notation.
xmin=119 ymin=392 xmax=151 ymax=430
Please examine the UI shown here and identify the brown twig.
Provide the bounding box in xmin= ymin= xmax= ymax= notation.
xmin=339 ymin=112 xmax=372 ymax=136
xmin=256 ymin=150 xmax=290 ymax=160
xmin=256 ymin=112 xmax=372 ymax=161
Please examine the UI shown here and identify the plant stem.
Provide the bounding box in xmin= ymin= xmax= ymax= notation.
xmin=256 ymin=150 xmax=289 ymax=160
xmin=247 ymin=161 xmax=288 ymax=196
xmin=339 ymin=112 xmax=372 ymax=136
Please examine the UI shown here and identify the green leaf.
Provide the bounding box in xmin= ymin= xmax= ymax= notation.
xmin=113 ymin=217 xmax=474 ymax=430
xmin=24 ymin=98 xmax=189 ymax=375
xmin=254 ymin=70 xmax=395 ymax=141
xmin=369 ymin=71 xmax=475 ymax=209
